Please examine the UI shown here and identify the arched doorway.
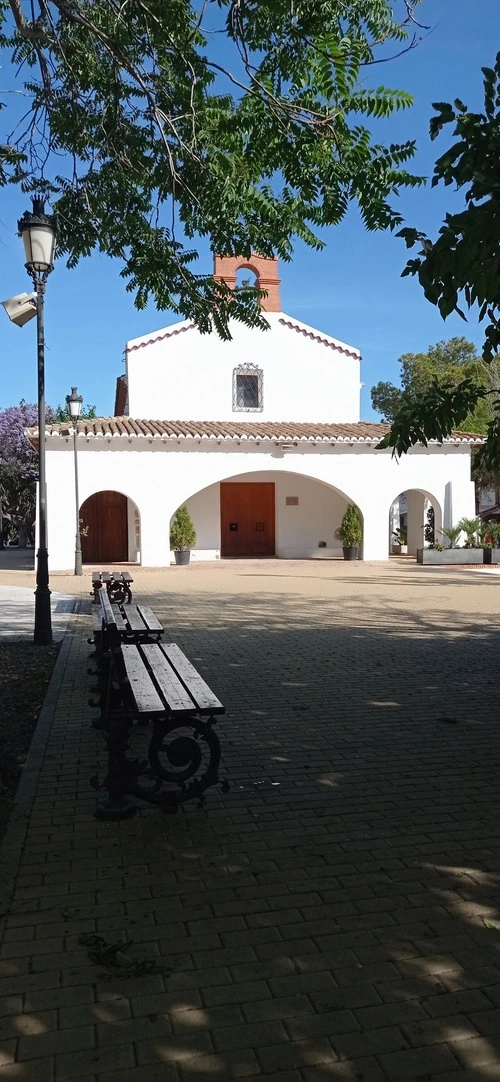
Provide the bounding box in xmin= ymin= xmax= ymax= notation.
xmin=389 ymin=489 xmax=442 ymax=557
xmin=80 ymin=490 xmax=140 ymax=564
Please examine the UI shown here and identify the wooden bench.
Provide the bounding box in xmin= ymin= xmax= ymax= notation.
xmin=91 ymin=570 xmax=133 ymax=604
xmin=89 ymin=591 xmax=225 ymax=819
xmin=90 ymin=597 xmax=163 ymax=660
xmin=89 ymin=592 xmax=165 ymax=708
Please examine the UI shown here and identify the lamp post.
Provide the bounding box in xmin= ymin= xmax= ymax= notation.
xmin=66 ymin=387 xmax=84 ymax=575
xmin=18 ymin=198 xmax=57 ymax=645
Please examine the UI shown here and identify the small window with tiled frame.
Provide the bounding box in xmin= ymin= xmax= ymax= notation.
xmin=232 ymin=363 xmax=263 ymax=412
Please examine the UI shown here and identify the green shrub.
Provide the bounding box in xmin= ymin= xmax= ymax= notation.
xmin=170 ymin=505 xmax=196 ymax=550
xmin=336 ymin=504 xmax=363 ymax=547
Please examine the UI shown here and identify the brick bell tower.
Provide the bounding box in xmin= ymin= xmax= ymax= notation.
xmin=213 ymin=254 xmax=281 ymax=312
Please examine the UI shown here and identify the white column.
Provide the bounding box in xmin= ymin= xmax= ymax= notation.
xmin=406 ymin=491 xmax=426 ymax=556
xmin=140 ymin=503 xmax=171 ymax=567
xmin=446 ymin=479 xmax=476 ymax=530
xmin=362 ymin=505 xmax=390 ymax=561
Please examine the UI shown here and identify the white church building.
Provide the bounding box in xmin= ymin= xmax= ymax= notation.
xmin=30 ymin=254 xmax=481 ymax=570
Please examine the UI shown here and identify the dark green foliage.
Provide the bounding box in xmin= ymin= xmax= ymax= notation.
xmin=336 ymin=503 xmax=363 ymax=546
xmin=381 ymin=54 xmax=500 ymax=466
xmin=0 ymin=0 xmax=424 ymax=337
xmin=424 ymin=506 xmax=435 ymax=545
xmin=170 ymin=505 xmax=196 ymax=550
xmin=371 ymin=337 xmax=492 ymax=430
xmin=51 ymin=403 xmax=97 ymax=423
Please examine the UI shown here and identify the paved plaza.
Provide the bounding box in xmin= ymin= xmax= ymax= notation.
xmin=1 ymin=558 xmax=500 ymax=1080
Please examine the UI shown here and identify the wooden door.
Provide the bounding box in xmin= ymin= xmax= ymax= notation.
xmin=220 ymin=482 xmax=275 ymax=557
xmin=80 ymin=491 xmax=128 ymax=563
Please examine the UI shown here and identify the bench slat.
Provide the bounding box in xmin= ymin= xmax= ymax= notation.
xmin=161 ymin=643 xmax=224 ymax=714
xmin=135 ymin=605 xmax=163 ymax=632
xmin=110 ymin=605 xmax=128 ymax=631
xmin=141 ymin=645 xmax=196 ymax=713
xmin=101 ymin=571 xmax=112 ymax=583
xmin=92 ymin=572 xmax=101 ymax=584
xmin=121 ymin=645 xmax=164 ymax=713
xmin=124 ymin=606 xmax=148 ymax=632
xmin=121 ymin=572 xmax=134 ymax=583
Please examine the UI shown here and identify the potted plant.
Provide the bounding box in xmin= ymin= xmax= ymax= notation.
xmin=483 ymin=520 xmax=500 ymax=563
xmin=457 ymin=516 xmax=481 ymax=548
xmin=392 ymin=527 xmax=408 ymax=555
xmin=335 ymin=504 xmax=362 ymax=560
xmin=170 ymin=505 xmax=196 ymax=565
xmin=417 ymin=521 xmax=483 ymax=564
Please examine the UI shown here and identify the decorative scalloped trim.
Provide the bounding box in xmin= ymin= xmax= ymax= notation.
xmin=125 ymin=322 xmax=196 ymax=353
xmin=278 ymin=318 xmax=360 ymax=360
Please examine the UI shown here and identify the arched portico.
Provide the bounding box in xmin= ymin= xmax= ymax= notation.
xmin=80 ymin=490 xmax=141 ymax=564
xmin=170 ymin=469 xmax=365 ymax=560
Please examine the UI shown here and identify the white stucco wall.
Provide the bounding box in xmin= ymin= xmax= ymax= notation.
xmin=43 ymin=437 xmax=475 ymax=570
xmin=125 ymin=313 xmax=361 ymax=423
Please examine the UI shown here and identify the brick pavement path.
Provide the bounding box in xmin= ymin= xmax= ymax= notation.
xmin=2 ymin=560 xmax=500 ymax=1081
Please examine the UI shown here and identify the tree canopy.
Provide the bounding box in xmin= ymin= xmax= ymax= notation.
xmin=371 ymin=337 xmax=495 ymax=433
xmin=380 ymin=53 xmax=500 ymax=469
xmin=371 ymin=338 xmax=500 ymax=498
xmin=0 ymin=0 xmax=426 ymax=337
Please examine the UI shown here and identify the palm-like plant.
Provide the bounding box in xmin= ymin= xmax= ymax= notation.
xmin=483 ymin=520 xmax=500 ymax=548
xmin=441 ymin=524 xmax=462 ymax=549
xmin=457 ymin=516 xmax=481 ymax=548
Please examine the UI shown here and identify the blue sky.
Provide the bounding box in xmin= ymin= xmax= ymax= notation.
xmin=0 ymin=0 xmax=498 ymax=419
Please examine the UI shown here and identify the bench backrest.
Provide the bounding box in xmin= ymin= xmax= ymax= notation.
xmin=98 ymin=589 xmax=122 ymax=654
xmin=99 ymin=587 xmax=116 ymax=628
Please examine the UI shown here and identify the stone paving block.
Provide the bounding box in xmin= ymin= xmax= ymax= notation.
xmin=450 ymin=1035 xmax=500 ymax=1069
xmin=425 ymin=989 xmax=495 ymax=1017
xmin=0 ymin=1060 xmax=55 ymax=1081
xmin=0 ymin=1042 xmax=16 ymax=1066
xmin=300 ymin=1058 xmax=386 ymax=1081
xmin=175 ymin=1047 xmax=260 ymax=1079
xmin=55 ymin=1042 xmax=135 ymax=1080
xmin=17 ymin=1025 xmax=94 ymax=1062
xmin=255 ymin=1038 xmax=337 ymax=1072
xmin=238 ymin=1073 xmax=301 ymax=1082
xmin=286 ymin=1011 xmax=360 ymax=1040
xmin=212 ymin=1020 xmax=288 ymax=1052
xmin=377 ymin=1043 xmax=462 ymax=1077
xmin=98 ymin=1069 xmax=179 ymax=1082
xmin=0 ymin=1011 xmax=56 ymax=1041
xmin=135 ymin=1032 xmax=214 ymax=1066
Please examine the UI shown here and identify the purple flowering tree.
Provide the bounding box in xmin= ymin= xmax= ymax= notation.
xmin=0 ymin=401 xmax=65 ymax=545
xmin=0 ymin=402 xmax=43 ymax=546
xmin=0 ymin=399 xmax=96 ymax=546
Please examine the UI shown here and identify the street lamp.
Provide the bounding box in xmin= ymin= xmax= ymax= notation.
xmin=66 ymin=387 xmax=84 ymax=576
xmin=18 ymin=197 xmax=57 ymax=645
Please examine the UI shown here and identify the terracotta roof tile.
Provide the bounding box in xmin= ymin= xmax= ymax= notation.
xmin=27 ymin=419 xmax=485 ymax=444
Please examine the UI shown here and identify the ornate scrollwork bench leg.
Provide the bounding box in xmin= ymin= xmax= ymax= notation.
xmin=94 ymin=713 xmax=222 ymax=819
